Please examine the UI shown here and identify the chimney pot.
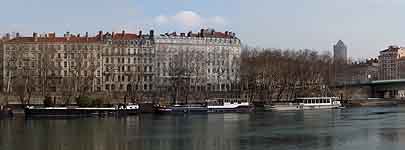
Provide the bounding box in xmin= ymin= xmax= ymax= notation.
xmin=33 ymin=32 xmax=38 ymax=42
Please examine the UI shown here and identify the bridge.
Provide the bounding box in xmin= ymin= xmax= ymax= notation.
xmin=337 ymin=79 xmax=405 ymax=99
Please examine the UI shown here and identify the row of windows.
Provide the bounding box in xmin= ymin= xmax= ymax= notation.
xmin=104 ymin=74 xmax=153 ymax=82
xmin=156 ymin=38 xmax=240 ymax=44
xmin=105 ymin=57 xmax=153 ymax=64
xmin=104 ymin=47 xmax=154 ymax=55
xmin=57 ymin=53 xmax=100 ymax=59
xmin=105 ymin=84 xmax=152 ymax=91
xmin=299 ymin=99 xmax=331 ymax=104
xmin=5 ymin=44 xmax=102 ymax=51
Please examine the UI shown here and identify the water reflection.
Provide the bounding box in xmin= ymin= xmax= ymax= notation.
xmin=3 ymin=108 xmax=405 ymax=150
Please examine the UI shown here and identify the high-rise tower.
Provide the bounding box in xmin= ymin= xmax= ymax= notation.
xmin=333 ymin=40 xmax=347 ymax=63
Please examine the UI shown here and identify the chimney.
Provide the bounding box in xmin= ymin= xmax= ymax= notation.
xmin=65 ymin=32 xmax=70 ymax=41
xmin=33 ymin=32 xmax=38 ymax=42
xmin=200 ymin=29 xmax=204 ymax=37
xmin=139 ymin=30 xmax=142 ymax=36
xmin=5 ymin=33 xmax=10 ymax=40
xmin=48 ymin=32 xmax=55 ymax=38
xmin=65 ymin=32 xmax=70 ymax=37
xmin=98 ymin=31 xmax=103 ymax=40
xmin=122 ymin=30 xmax=125 ymax=35
xmin=149 ymin=30 xmax=154 ymax=40
xmin=16 ymin=32 xmax=20 ymax=38
xmin=187 ymin=31 xmax=192 ymax=37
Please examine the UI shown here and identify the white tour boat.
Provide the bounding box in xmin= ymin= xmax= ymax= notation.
xmin=265 ymin=97 xmax=342 ymax=111
xmin=206 ymin=98 xmax=251 ymax=113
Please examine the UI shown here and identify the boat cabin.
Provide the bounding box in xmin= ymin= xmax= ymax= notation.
xmin=296 ymin=97 xmax=339 ymax=105
xmin=206 ymin=98 xmax=248 ymax=106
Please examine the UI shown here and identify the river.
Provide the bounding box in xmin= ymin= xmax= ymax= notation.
xmin=1 ymin=107 xmax=405 ymax=150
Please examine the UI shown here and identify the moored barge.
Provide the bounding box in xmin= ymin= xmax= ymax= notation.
xmin=24 ymin=104 xmax=139 ymax=117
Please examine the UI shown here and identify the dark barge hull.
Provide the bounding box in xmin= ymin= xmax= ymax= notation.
xmin=155 ymin=106 xmax=208 ymax=114
xmin=155 ymin=106 xmax=252 ymax=114
xmin=0 ymin=111 xmax=13 ymax=118
xmin=24 ymin=108 xmax=138 ymax=117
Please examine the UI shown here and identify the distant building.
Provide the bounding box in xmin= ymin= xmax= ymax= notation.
xmin=378 ymin=46 xmax=405 ymax=80
xmin=333 ymin=40 xmax=348 ymax=63
xmin=336 ymin=59 xmax=379 ymax=85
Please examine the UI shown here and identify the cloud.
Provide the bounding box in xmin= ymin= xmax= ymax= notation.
xmin=172 ymin=11 xmax=203 ymax=28
xmin=155 ymin=15 xmax=169 ymax=24
xmin=154 ymin=11 xmax=227 ymax=30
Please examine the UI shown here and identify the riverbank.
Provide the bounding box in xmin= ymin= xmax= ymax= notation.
xmin=345 ymin=98 xmax=405 ymax=107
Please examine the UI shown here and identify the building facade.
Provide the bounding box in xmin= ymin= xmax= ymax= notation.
xmin=333 ymin=40 xmax=347 ymax=63
xmin=2 ymin=32 xmax=104 ymax=97
xmin=101 ymin=30 xmax=155 ymax=101
xmin=378 ymin=46 xmax=405 ymax=80
xmin=1 ymin=29 xmax=241 ymax=103
xmin=154 ymin=29 xmax=241 ymax=103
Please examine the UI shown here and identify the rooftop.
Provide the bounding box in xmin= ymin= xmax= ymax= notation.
xmin=159 ymin=29 xmax=238 ymax=39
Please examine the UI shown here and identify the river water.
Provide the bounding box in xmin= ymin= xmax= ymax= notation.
xmin=1 ymin=107 xmax=405 ymax=150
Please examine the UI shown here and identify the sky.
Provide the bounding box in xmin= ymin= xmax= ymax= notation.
xmin=1 ymin=0 xmax=405 ymax=58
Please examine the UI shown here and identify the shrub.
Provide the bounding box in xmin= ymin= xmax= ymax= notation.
xmin=92 ymin=98 xmax=104 ymax=107
xmin=43 ymin=96 xmax=54 ymax=107
xmin=75 ymin=96 xmax=95 ymax=107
